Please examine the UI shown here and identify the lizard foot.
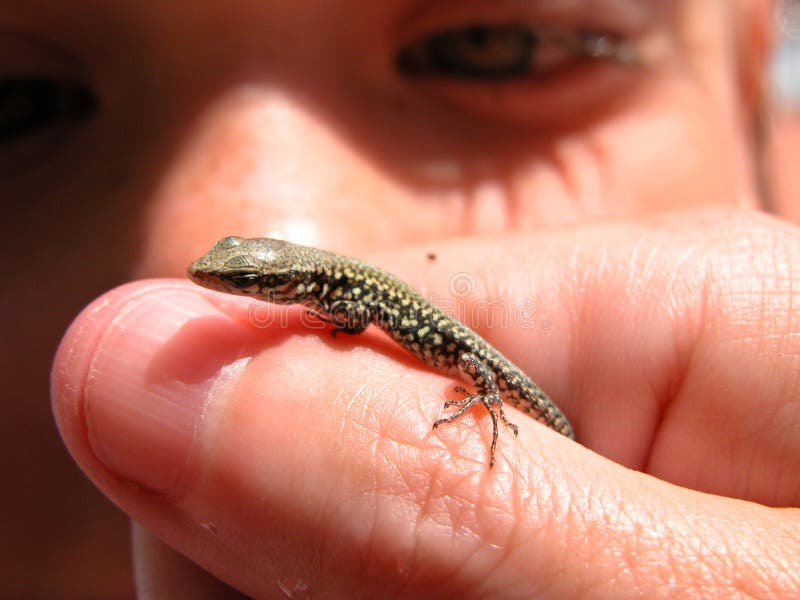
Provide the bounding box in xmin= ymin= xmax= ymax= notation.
xmin=432 ymin=353 xmax=519 ymax=467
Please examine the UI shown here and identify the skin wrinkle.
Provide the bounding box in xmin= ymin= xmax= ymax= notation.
xmin=549 ymin=135 xmax=582 ymax=215
xmin=560 ymin=134 xmax=611 ymax=221
xmin=505 ymin=160 xmax=528 ymax=231
xmin=410 ymin=498 xmax=461 ymax=592
xmin=475 ymin=474 xmax=516 ymax=553
xmin=563 ymin=472 xmax=609 ymax=594
xmin=691 ymin=518 xmax=732 ymax=588
xmin=344 ymin=442 xmax=419 ymax=593
xmin=728 ymin=515 xmax=772 ymax=587
xmin=627 ymin=238 xmax=685 ymax=445
xmin=611 ymin=499 xmax=651 ymax=591
xmin=308 ymin=216 xmax=800 ymax=584
xmin=712 ymin=518 xmax=769 ymax=596
xmin=536 ymin=219 xmax=800 ymax=584
xmin=358 ymin=474 xmax=397 ymax=588
xmin=468 ymin=216 xmax=792 ymax=584
xmin=583 ymin=128 xmax=617 ymax=217
xmin=626 ymin=492 xmax=701 ymax=593
xmin=501 ymin=455 xmax=568 ymax=593
xmin=781 ymin=231 xmax=797 ymax=339
xmin=642 ymin=229 xmax=710 ymax=473
xmin=336 ymin=371 xmax=375 ymax=440
xmin=732 ymin=516 xmax=782 ymax=590
xmin=393 ymin=432 xmax=476 ymax=589
xmin=400 ymin=464 xmax=510 ymax=593
xmin=717 ymin=223 xmax=797 ymax=337
xmin=760 ymin=248 xmax=800 ymax=347
xmin=18 ymin=0 xmax=796 ymax=596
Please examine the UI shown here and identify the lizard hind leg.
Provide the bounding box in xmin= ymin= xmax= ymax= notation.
xmin=432 ymin=352 xmax=519 ymax=467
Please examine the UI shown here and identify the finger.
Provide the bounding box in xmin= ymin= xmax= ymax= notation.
xmin=51 ymin=271 xmax=799 ymax=597
xmin=374 ymin=210 xmax=800 ymax=506
xmin=133 ymin=523 xmax=246 ymax=599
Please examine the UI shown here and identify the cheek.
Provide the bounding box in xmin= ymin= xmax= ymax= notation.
xmin=509 ymin=80 xmax=755 ymax=221
xmin=617 ymin=81 xmax=755 ymax=212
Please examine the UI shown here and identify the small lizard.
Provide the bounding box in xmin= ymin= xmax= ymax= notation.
xmin=188 ymin=236 xmax=575 ymax=466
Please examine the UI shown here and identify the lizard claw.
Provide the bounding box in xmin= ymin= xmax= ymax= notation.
xmin=432 ymin=353 xmax=520 ymax=468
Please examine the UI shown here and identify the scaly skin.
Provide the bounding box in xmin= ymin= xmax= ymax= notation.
xmin=188 ymin=236 xmax=574 ymax=466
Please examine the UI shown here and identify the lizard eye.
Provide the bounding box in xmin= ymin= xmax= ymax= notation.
xmin=221 ymin=270 xmax=260 ymax=289
xmin=216 ymin=236 xmax=243 ymax=249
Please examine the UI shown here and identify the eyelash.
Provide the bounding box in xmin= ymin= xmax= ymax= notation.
xmin=0 ymin=76 xmax=97 ymax=144
xmin=395 ymin=23 xmax=637 ymax=80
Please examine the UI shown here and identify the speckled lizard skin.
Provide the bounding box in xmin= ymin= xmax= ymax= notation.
xmin=189 ymin=236 xmax=574 ymax=466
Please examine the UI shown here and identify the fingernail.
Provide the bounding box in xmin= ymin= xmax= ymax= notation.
xmin=83 ymin=284 xmax=236 ymax=493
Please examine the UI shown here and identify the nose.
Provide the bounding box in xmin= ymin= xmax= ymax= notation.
xmin=144 ymin=89 xmax=393 ymax=261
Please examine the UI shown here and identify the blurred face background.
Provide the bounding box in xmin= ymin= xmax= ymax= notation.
xmin=1 ymin=0 xmax=799 ymax=596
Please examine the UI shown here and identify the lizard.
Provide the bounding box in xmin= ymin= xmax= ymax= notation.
xmin=188 ymin=236 xmax=574 ymax=467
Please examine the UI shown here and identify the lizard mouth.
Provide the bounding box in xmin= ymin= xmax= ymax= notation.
xmin=186 ymin=259 xmax=226 ymax=293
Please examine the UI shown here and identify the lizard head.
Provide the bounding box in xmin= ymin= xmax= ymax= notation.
xmin=187 ymin=236 xmax=312 ymax=303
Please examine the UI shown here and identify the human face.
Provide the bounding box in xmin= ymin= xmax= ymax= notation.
xmin=1 ymin=1 xmax=763 ymax=267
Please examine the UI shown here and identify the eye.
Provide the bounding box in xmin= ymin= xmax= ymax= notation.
xmin=0 ymin=76 xmax=97 ymax=144
xmin=396 ymin=23 xmax=636 ymax=80
xmin=216 ymin=236 xmax=244 ymax=249
xmin=398 ymin=24 xmax=533 ymax=79
xmin=222 ymin=270 xmax=261 ymax=289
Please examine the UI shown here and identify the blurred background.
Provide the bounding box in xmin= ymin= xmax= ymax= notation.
xmin=770 ymin=0 xmax=800 ymax=218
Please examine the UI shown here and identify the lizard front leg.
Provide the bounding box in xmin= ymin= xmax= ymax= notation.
xmin=305 ymin=300 xmax=372 ymax=335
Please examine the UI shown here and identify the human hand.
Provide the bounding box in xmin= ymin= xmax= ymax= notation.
xmin=1 ymin=0 xmax=777 ymax=595
xmin=52 ymin=210 xmax=800 ymax=598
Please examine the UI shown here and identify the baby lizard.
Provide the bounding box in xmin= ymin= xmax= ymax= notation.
xmin=188 ymin=236 xmax=575 ymax=467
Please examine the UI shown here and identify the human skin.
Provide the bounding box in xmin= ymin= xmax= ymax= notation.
xmin=1 ymin=0 xmax=798 ymax=596
xmin=772 ymin=110 xmax=800 ymax=219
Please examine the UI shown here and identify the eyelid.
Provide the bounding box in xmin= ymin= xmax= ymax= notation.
xmin=391 ymin=34 xmax=654 ymax=130
xmin=396 ymin=0 xmax=655 ymax=43
xmin=396 ymin=24 xmax=640 ymax=80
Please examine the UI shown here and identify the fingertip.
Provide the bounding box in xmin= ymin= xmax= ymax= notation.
xmin=51 ymin=281 xmax=169 ymax=467
xmin=50 ymin=280 xmax=254 ymax=492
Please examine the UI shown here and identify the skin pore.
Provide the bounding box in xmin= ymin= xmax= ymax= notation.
xmin=2 ymin=0 xmax=798 ymax=597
